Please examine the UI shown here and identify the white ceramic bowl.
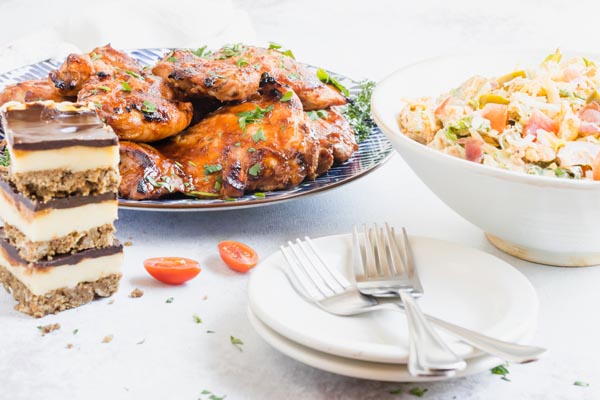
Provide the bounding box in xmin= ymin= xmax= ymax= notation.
xmin=372 ymin=52 xmax=600 ymax=266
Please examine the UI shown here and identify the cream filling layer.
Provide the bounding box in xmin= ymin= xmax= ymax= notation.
xmin=0 ymin=195 xmax=118 ymax=242
xmin=9 ymin=145 xmax=119 ymax=173
xmin=0 ymin=251 xmax=123 ymax=295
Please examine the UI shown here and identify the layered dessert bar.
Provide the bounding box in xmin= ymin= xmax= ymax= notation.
xmin=1 ymin=101 xmax=119 ymax=201
xmin=0 ymin=101 xmax=123 ymax=317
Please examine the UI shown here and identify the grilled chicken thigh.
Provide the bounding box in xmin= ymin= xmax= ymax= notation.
xmin=50 ymin=44 xmax=193 ymax=142
xmin=0 ymin=79 xmax=68 ymax=106
xmin=154 ymin=44 xmax=348 ymax=110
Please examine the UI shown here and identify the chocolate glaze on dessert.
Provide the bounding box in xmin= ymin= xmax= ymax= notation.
xmin=0 ymin=176 xmax=117 ymax=211
xmin=1 ymin=102 xmax=118 ymax=150
xmin=0 ymin=228 xmax=123 ymax=268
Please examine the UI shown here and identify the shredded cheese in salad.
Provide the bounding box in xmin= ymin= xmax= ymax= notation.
xmin=398 ymin=50 xmax=600 ymax=180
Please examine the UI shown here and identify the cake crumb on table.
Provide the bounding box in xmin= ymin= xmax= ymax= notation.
xmin=38 ymin=323 xmax=60 ymax=336
xmin=123 ymin=241 xmax=133 ymax=247
xmin=129 ymin=288 xmax=144 ymax=298
xmin=102 ymin=334 xmax=114 ymax=343
xmin=66 ymin=343 xmax=73 ymax=349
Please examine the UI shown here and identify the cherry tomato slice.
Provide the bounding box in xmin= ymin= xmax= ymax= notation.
xmin=218 ymin=241 xmax=258 ymax=273
xmin=143 ymin=257 xmax=201 ymax=285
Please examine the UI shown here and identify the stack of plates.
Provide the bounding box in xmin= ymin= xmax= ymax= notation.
xmin=247 ymin=234 xmax=539 ymax=382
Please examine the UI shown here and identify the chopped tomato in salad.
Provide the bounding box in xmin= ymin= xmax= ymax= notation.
xmin=398 ymin=49 xmax=600 ymax=180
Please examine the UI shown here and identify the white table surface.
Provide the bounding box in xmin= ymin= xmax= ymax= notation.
xmin=2 ymin=0 xmax=600 ymax=399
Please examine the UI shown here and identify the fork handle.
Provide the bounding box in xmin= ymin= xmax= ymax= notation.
xmin=399 ymin=291 xmax=467 ymax=375
xmin=423 ymin=314 xmax=547 ymax=363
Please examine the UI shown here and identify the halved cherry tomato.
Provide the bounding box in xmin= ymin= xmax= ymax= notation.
xmin=481 ymin=103 xmax=508 ymax=133
xmin=218 ymin=241 xmax=258 ymax=273
xmin=144 ymin=257 xmax=201 ymax=285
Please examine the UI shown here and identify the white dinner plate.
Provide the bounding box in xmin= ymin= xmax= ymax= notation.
xmin=247 ymin=233 xmax=538 ymax=364
xmin=247 ymin=307 xmax=537 ymax=382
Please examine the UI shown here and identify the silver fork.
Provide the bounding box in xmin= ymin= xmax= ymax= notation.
xmin=353 ymin=224 xmax=466 ymax=376
xmin=280 ymin=236 xmax=547 ymax=375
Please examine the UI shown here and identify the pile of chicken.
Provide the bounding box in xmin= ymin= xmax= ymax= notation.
xmin=0 ymin=44 xmax=358 ymax=199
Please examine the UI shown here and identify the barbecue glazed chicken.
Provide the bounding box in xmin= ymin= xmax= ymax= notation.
xmin=49 ymin=44 xmax=193 ymax=142
xmin=120 ymin=75 xmax=319 ymax=199
xmin=0 ymin=79 xmax=68 ymax=106
xmin=153 ymin=44 xmax=348 ymax=110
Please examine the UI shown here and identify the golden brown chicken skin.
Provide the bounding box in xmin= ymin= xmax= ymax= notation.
xmin=119 ymin=141 xmax=188 ymax=200
xmin=0 ymin=79 xmax=69 ymax=106
xmin=50 ymin=44 xmax=144 ymax=97
xmin=158 ymin=75 xmax=319 ymax=198
xmin=212 ymin=45 xmax=348 ymax=110
xmin=78 ymin=72 xmax=193 ymax=142
xmin=307 ymin=107 xmax=358 ymax=175
xmin=153 ymin=49 xmax=262 ymax=102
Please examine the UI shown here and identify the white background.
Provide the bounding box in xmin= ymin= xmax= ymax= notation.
xmin=1 ymin=0 xmax=599 ymax=399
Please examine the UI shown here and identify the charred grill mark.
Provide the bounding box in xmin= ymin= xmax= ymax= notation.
xmin=225 ymin=160 xmax=245 ymax=191
xmin=204 ymin=76 xmax=216 ymax=88
xmin=97 ymin=71 xmax=109 ymax=79
xmin=260 ymin=72 xmax=276 ymax=85
xmin=168 ymin=70 xmax=185 ymax=81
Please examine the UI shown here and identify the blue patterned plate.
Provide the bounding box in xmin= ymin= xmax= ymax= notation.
xmin=0 ymin=48 xmax=393 ymax=211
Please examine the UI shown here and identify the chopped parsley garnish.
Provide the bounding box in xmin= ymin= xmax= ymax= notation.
xmin=98 ymin=85 xmax=111 ymax=92
xmin=93 ymin=102 xmax=102 ymax=109
xmin=0 ymin=149 xmax=10 ymax=167
xmin=268 ymin=41 xmax=296 ymax=59
xmin=234 ymin=142 xmax=241 ymax=147
xmin=214 ymin=176 xmax=223 ymax=191
xmin=193 ymin=314 xmax=202 ymax=324
xmin=306 ymin=110 xmax=329 ymax=121
xmin=248 ymin=163 xmax=262 ymax=177
xmin=247 ymin=147 xmax=256 ymax=153
xmin=218 ymin=43 xmax=245 ymax=59
xmin=230 ymin=335 xmax=244 ymax=351
xmin=141 ymin=100 xmax=157 ymax=114
xmin=409 ymin=387 xmax=428 ymax=397
xmin=253 ymin=63 xmax=261 ymax=70
xmin=121 ymin=81 xmax=132 ymax=92
xmin=188 ymin=160 xmax=198 ymax=167
xmin=287 ymin=73 xmax=301 ymax=81
xmin=204 ymin=164 xmax=222 ymax=174
xmin=165 ymin=297 xmax=174 ymax=304
xmin=188 ymin=191 xmax=220 ymax=198
xmin=252 ymin=127 xmax=267 ymax=143
xmin=341 ymin=79 xmax=376 ymax=142
xmin=254 ymin=192 xmax=266 ymax=198
xmin=280 ymin=91 xmax=293 ymax=102
xmin=191 ymin=46 xmax=211 ymax=58
xmin=237 ymin=105 xmax=273 ymax=131
xmin=574 ymin=381 xmax=590 ymax=387
xmin=168 ymin=56 xmax=178 ymax=62
xmin=389 ymin=388 xmax=402 ymax=395
xmin=90 ymin=52 xmax=102 ymax=61
xmin=236 ymin=58 xmax=249 ymax=67
xmin=490 ymin=363 xmax=510 ymax=381
xmin=124 ymin=70 xmax=144 ymax=80
xmin=316 ymin=68 xmax=350 ymax=97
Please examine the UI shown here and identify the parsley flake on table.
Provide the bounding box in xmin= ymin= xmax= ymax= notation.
xmin=490 ymin=363 xmax=510 ymax=381
xmin=389 ymin=388 xmax=402 ymax=395
xmin=230 ymin=335 xmax=244 ymax=351
xmin=165 ymin=297 xmax=174 ymax=303
xmin=409 ymin=387 xmax=428 ymax=397
xmin=248 ymin=163 xmax=262 ymax=177
xmin=316 ymin=68 xmax=350 ymax=97
xmin=199 ymin=389 xmax=226 ymax=400
xmin=574 ymin=381 xmax=590 ymax=387
xmin=73 ymin=329 xmax=79 ymax=335
xmin=237 ymin=105 xmax=273 ymax=131
xmin=252 ymin=127 xmax=267 ymax=143
xmin=193 ymin=314 xmax=202 ymax=324
xmin=280 ymin=91 xmax=293 ymax=102
xmin=121 ymin=81 xmax=132 ymax=92
xmin=141 ymin=100 xmax=157 ymax=113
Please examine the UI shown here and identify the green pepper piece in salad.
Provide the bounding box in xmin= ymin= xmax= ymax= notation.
xmin=497 ymin=70 xmax=526 ymax=86
xmin=478 ymin=93 xmax=510 ymax=107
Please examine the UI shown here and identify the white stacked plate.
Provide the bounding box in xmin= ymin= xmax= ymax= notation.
xmin=247 ymin=234 xmax=539 ymax=382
